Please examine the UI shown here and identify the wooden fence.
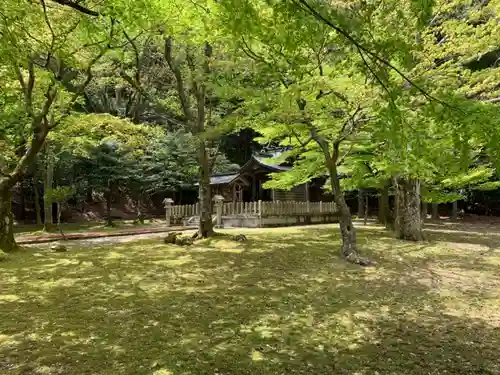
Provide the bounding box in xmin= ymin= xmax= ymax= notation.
xmin=171 ymin=203 xmax=200 ymax=218
xmin=169 ymin=201 xmax=336 ymax=219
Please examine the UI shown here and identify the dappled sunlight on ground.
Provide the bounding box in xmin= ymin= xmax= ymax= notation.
xmin=1 ymin=223 xmax=500 ymax=374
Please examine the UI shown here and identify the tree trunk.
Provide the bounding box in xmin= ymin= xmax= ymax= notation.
xmin=105 ymin=186 xmax=113 ymax=227
xmin=56 ymin=201 xmax=66 ymax=240
xmin=43 ymin=153 xmax=54 ymax=232
xmin=327 ymin=165 xmax=362 ymax=262
xmin=197 ymin=140 xmax=214 ymax=238
xmin=0 ymin=184 xmax=16 ymax=252
xmin=363 ymin=194 xmax=368 ymax=225
xmin=451 ymin=201 xmax=458 ymax=221
xmin=136 ymin=194 xmax=144 ymax=224
xmin=431 ymin=203 xmax=439 ymax=220
xmin=378 ymin=186 xmax=389 ymax=227
xmin=19 ymin=178 xmax=26 ymax=222
xmin=357 ymin=190 xmax=364 ymax=218
xmin=421 ymin=201 xmax=428 ymax=222
xmin=33 ymin=177 xmax=42 ymax=225
xmin=395 ymin=177 xmax=423 ymax=241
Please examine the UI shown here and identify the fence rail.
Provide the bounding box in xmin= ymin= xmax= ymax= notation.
xmin=168 ymin=200 xmax=336 ymax=219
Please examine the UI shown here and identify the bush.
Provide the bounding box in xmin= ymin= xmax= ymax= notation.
xmin=0 ymin=250 xmax=7 ymax=261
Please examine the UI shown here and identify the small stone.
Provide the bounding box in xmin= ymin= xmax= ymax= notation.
xmin=164 ymin=232 xmax=180 ymax=244
xmin=51 ymin=243 xmax=67 ymax=252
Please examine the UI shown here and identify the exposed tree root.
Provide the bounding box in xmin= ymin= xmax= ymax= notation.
xmin=167 ymin=231 xmax=248 ymax=246
xmin=345 ymin=252 xmax=376 ymax=267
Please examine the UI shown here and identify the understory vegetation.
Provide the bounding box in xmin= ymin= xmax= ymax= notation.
xmin=1 ymin=224 xmax=499 ymax=374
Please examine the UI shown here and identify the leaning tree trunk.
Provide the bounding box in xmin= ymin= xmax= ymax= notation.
xmin=0 ymin=184 xmax=16 ymax=252
xmin=197 ymin=140 xmax=214 ymax=238
xmin=327 ymin=164 xmax=362 ymax=262
xmin=395 ymin=177 xmax=423 ymax=241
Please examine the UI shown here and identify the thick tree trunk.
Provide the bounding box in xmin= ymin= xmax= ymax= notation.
xmin=378 ymin=186 xmax=389 ymax=227
xmin=197 ymin=140 xmax=214 ymax=238
xmin=43 ymin=155 xmax=54 ymax=232
xmin=431 ymin=203 xmax=439 ymax=220
xmin=357 ymin=190 xmax=364 ymax=218
xmin=0 ymin=184 xmax=16 ymax=252
xmin=451 ymin=201 xmax=458 ymax=221
xmin=395 ymin=177 xmax=423 ymax=241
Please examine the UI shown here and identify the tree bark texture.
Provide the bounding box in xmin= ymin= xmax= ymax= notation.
xmin=378 ymin=186 xmax=389 ymax=227
xmin=431 ymin=203 xmax=439 ymax=220
xmin=43 ymin=154 xmax=54 ymax=231
xmin=0 ymin=184 xmax=16 ymax=252
xmin=395 ymin=177 xmax=423 ymax=241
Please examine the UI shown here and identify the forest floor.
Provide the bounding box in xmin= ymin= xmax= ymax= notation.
xmin=1 ymin=223 xmax=500 ymax=375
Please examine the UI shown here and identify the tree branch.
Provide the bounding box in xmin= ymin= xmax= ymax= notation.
xmin=164 ymin=37 xmax=193 ymax=122
xmin=51 ymin=0 xmax=99 ymax=17
xmin=293 ymin=0 xmax=455 ymax=109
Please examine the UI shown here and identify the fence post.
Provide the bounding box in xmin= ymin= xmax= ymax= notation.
xmin=163 ymin=198 xmax=174 ymax=227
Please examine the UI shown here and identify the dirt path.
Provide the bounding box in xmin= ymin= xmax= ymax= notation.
xmin=23 ymin=230 xmax=196 ymax=249
xmin=16 ymin=225 xmax=191 ymax=245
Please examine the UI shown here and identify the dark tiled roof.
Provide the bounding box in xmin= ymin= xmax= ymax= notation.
xmin=209 ymin=151 xmax=291 ymax=185
xmin=209 ymin=173 xmax=240 ymax=185
xmin=252 ymin=154 xmax=291 ymax=172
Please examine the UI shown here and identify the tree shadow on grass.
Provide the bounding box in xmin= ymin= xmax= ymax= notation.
xmin=1 ymin=226 xmax=499 ymax=374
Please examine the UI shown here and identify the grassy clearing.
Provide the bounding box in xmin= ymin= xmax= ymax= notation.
xmin=1 ymin=223 xmax=500 ymax=375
